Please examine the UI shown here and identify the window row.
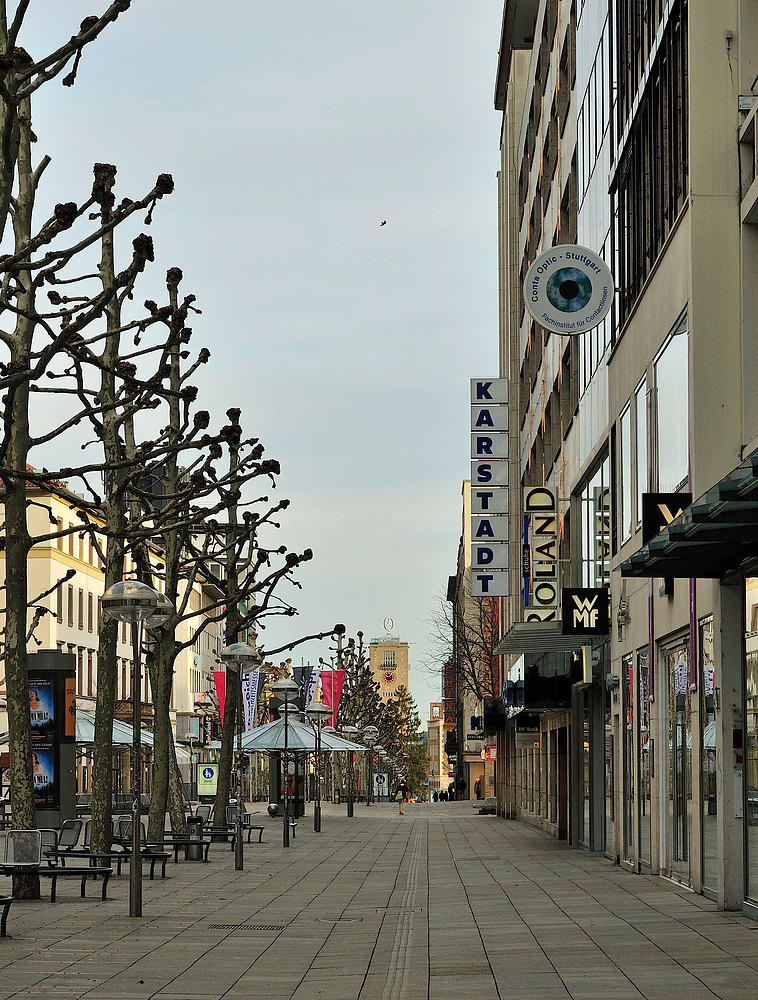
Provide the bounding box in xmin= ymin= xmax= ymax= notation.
xmin=614 ymin=0 xmax=688 ymax=320
xmin=616 ymin=312 xmax=689 ymax=544
xmin=577 ymin=16 xmax=611 ymax=204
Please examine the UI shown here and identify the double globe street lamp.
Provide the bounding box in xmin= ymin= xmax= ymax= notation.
xmin=341 ymin=724 xmax=359 ymax=817
xmin=305 ymin=702 xmax=332 ymax=832
xmin=362 ymin=725 xmax=378 ymax=805
xmin=220 ymin=642 xmax=261 ymax=871
xmin=270 ymin=677 xmax=299 ymax=846
xmin=102 ymin=579 xmax=173 ymax=919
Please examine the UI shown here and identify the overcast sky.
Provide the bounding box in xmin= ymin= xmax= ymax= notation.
xmin=21 ymin=1 xmax=502 ymax=714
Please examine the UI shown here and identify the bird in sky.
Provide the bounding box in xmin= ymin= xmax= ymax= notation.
xmin=380 ymin=220 xmax=387 ymax=226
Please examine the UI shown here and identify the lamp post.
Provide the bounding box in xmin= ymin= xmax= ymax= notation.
xmin=306 ymin=703 xmax=331 ymax=832
xmin=341 ymin=725 xmax=359 ymax=817
xmin=362 ymin=725 xmax=378 ymax=805
xmin=271 ymin=677 xmax=299 ymax=846
xmin=220 ymin=642 xmax=260 ymax=871
xmin=102 ymin=579 xmax=169 ymax=918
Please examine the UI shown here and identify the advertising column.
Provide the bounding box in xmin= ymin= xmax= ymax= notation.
xmin=28 ymin=649 xmax=77 ymax=827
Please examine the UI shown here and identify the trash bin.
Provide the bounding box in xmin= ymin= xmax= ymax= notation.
xmin=186 ymin=816 xmax=204 ymax=861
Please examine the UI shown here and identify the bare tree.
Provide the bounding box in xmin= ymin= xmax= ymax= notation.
xmin=427 ymin=585 xmax=501 ymax=702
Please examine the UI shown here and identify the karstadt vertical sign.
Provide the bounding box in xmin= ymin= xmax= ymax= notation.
xmin=470 ymin=378 xmax=510 ymax=597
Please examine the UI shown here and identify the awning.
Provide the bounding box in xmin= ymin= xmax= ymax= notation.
xmin=494 ymin=622 xmax=590 ymax=656
xmin=621 ymin=451 xmax=758 ymax=579
xmin=207 ymin=716 xmax=367 ymax=754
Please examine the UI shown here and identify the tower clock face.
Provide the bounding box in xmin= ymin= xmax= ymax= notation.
xmin=383 ymin=670 xmax=396 ymax=685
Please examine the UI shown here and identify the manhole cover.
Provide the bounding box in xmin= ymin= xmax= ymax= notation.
xmin=208 ymin=924 xmax=285 ymax=931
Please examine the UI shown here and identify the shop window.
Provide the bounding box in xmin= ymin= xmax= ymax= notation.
xmin=619 ymin=404 xmax=632 ymax=543
xmin=655 ymin=314 xmax=689 ymax=492
xmin=635 ymin=376 xmax=648 ymax=522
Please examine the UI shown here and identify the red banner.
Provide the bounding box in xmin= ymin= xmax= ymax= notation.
xmin=213 ymin=670 xmax=226 ymax=725
xmin=321 ymin=669 xmax=345 ymax=727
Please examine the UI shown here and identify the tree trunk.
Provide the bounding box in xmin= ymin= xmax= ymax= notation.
xmin=167 ymin=726 xmax=186 ymax=835
xmin=4 ymin=96 xmax=40 ymax=899
xmin=147 ymin=636 xmax=173 ymax=840
xmin=213 ymin=682 xmax=236 ymax=828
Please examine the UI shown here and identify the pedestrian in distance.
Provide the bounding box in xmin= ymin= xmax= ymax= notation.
xmin=395 ymin=780 xmax=408 ymax=815
xmin=432 ymin=790 xmax=439 ymax=803
xmin=458 ymin=777 xmax=467 ymax=799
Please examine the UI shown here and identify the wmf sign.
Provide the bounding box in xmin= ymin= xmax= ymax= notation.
xmin=523 ymin=486 xmax=558 ymax=620
xmin=561 ymin=588 xmax=610 ymax=637
xmin=470 ymin=378 xmax=510 ymax=597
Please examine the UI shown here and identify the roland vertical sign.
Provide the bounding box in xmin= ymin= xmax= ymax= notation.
xmin=523 ymin=486 xmax=558 ymax=620
xmin=470 ymin=378 xmax=510 ymax=597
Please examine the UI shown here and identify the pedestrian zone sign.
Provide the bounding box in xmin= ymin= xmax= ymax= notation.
xmin=198 ymin=763 xmax=219 ymax=796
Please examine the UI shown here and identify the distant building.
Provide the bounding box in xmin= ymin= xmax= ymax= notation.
xmin=427 ymin=702 xmax=448 ymax=792
xmin=369 ymin=631 xmax=409 ymax=701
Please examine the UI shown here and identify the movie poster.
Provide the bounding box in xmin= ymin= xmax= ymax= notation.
xmin=32 ymin=740 xmax=56 ymax=808
xmin=28 ymin=677 xmax=55 ymax=734
xmin=64 ymin=675 xmax=76 ymax=738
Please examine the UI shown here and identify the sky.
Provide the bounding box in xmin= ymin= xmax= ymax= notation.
xmin=19 ymin=1 xmax=503 ymax=715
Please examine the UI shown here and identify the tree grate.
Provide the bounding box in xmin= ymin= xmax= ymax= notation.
xmin=209 ymin=923 xmax=285 ymax=931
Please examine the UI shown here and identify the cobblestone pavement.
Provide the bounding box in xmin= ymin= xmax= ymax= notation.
xmin=3 ymin=802 xmax=758 ymax=999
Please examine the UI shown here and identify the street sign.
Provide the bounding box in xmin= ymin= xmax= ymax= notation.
xmin=467 ymin=733 xmax=487 ymax=740
xmin=197 ymin=763 xmax=218 ymax=797
xmin=373 ymin=772 xmax=388 ymax=798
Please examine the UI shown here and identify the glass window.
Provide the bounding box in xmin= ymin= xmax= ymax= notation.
xmin=619 ymin=405 xmax=632 ymax=542
xmin=700 ymin=617 xmax=717 ymax=893
xmin=635 ymin=377 xmax=647 ymax=522
xmin=578 ymin=455 xmax=611 ymax=588
xmin=655 ymin=315 xmax=689 ymax=492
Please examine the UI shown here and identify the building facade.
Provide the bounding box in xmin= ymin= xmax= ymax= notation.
xmin=0 ymin=485 xmax=223 ymax=794
xmin=491 ymin=0 xmax=758 ymax=919
xmin=369 ymin=633 xmax=410 ymax=701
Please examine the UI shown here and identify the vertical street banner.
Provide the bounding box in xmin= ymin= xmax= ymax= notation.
xmin=241 ymin=667 xmax=260 ymax=733
xmin=304 ymin=666 xmax=321 ymax=710
xmin=321 ymin=670 xmax=346 ymax=726
xmin=213 ymin=670 xmax=227 ymax=725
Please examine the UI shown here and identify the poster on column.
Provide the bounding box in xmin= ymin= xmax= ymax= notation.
xmin=28 ymin=677 xmax=54 ymax=735
xmin=32 ymin=740 xmax=56 ymax=808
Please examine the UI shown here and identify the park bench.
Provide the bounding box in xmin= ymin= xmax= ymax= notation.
xmin=478 ymin=797 xmax=496 ymax=815
xmin=49 ymin=849 xmax=169 ymax=879
xmin=0 ymin=896 xmax=12 ymax=937
xmin=38 ymin=866 xmax=112 ymax=902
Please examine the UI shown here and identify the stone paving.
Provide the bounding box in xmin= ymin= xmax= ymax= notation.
xmin=2 ymin=802 xmax=758 ymax=998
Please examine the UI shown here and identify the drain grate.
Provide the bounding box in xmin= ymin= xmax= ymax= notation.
xmin=209 ymin=923 xmax=285 ymax=931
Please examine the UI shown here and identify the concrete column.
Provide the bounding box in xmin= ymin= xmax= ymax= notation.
xmin=714 ymin=580 xmax=745 ymax=910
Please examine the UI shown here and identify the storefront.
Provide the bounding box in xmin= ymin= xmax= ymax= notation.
xmin=621 ymin=451 xmax=758 ymax=911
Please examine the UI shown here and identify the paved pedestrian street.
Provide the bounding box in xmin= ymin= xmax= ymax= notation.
xmin=4 ymin=804 xmax=758 ymax=999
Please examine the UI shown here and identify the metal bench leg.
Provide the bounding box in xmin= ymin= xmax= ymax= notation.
xmin=80 ymin=873 xmax=88 ymax=898
xmin=161 ymin=857 xmax=168 ymax=878
xmin=50 ymin=875 xmax=57 ymax=903
xmin=101 ymin=872 xmax=110 ymax=900
xmin=258 ymin=829 xmax=263 ymax=843
xmin=0 ymin=900 xmax=10 ymax=938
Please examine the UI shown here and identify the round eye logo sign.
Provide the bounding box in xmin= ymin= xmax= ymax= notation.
xmin=523 ymin=245 xmax=613 ymax=336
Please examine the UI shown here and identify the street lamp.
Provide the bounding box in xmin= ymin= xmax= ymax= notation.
xmin=270 ymin=677 xmax=299 ymax=846
xmin=220 ymin=642 xmax=260 ymax=871
xmin=362 ymin=725 xmax=378 ymax=806
xmin=341 ymin=725 xmax=359 ymax=817
xmin=102 ymin=579 xmax=169 ymax=918
xmin=305 ymin=703 xmax=332 ymax=832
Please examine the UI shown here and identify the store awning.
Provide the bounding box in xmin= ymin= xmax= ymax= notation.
xmin=494 ymin=622 xmax=590 ymax=656
xmin=621 ymin=451 xmax=758 ymax=579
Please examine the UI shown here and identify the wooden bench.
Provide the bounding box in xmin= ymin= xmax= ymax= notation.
xmin=0 ymin=896 xmax=11 ymax=937
xmin=38 ymin=866 xmax=112 ymax=902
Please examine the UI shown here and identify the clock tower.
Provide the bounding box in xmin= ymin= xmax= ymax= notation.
xmin=369 ymin=624 xmax=410 ymax=700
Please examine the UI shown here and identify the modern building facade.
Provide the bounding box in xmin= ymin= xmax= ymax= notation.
xmin=490 ymin=0 xmax=758 ymax=919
